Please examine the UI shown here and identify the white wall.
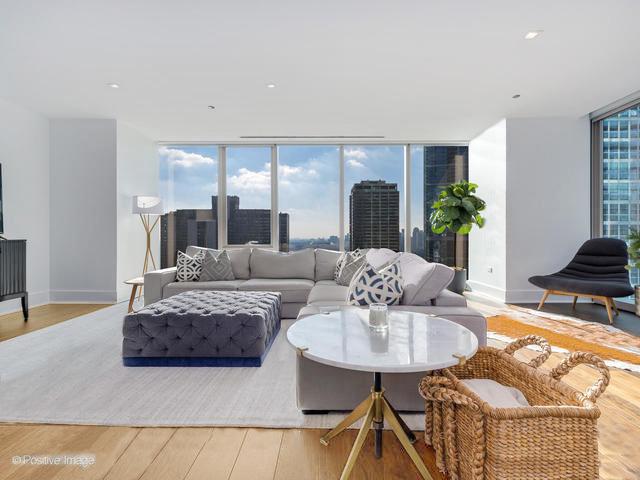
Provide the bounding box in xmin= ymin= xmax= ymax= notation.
xmin=0 ymin=98 xmax=50 ymax=314
xmin=116 ymin=123 xmax=159 ymax=301
xmin=468 ymin=120 xmax=508 ymax=301
xmin=49 ymin=119 xmax=118 ymax=302
xmin=504 ymin=117 xmax=591 ymax=302
xmin=468 ymin=117 xmax=591 ymax=303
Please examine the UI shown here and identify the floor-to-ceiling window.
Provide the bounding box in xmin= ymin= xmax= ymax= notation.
xmin=594 ymin=102 xmax=640 ymax=298
xmin=159 ymin=145 xmax=218 ymax=267
xmin=278 ymin=146 xmax=340 ymax=251
xmin=225 ymin=146 xmax=273 ymax=247
xmin=410 ymin=145 xmax=469 ymax=268
xmin=158 ymin=142 xmax=468 ymax=267
xmin=344 ymin=146 xmax=404 ymax=251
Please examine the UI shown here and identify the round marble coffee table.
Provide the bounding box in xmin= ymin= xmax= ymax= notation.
xmin=287 ymin=308 xmax=478 ymax=480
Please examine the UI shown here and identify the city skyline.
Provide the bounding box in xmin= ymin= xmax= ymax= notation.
xmin=159 ymin=144 xmax=468 ymax=268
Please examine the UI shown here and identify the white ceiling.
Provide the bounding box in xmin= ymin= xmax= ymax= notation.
xmin=1 ymin=0 xmax=639 ymax=142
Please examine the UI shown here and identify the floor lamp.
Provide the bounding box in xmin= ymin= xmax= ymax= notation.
xmin=132 ymin=196 xmax=163 ymax=277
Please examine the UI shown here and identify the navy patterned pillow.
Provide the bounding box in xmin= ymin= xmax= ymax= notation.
xmin=176 ymin=251 xmax=205 ymax=282
xmin=348 ymin=261 xmax=403 ymax=306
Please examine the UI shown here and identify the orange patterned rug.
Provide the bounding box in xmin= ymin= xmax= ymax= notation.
xmin=487 ymin=313 xmax=640 ymax=366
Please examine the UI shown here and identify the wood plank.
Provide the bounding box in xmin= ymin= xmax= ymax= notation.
xmin=229 ymin=428 xmax=283 ymax=480
xmin=139 ymin=428 xmax=212 ymax=480
xmin=48 ymin=426 xmax=138 ymax=480
xmin=274 ymin=429 xmax=322 ymax=480
xmin=0 ymin=304 xmax=108 ymax=342
xmin=185 ymin=428 xmax=247 ymax=480
xmin=104 ymin=428 xmax=175 ymax=480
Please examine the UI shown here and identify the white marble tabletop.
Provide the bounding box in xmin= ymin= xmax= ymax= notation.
xmin=287 ymin=308 xmax=478 ymax=373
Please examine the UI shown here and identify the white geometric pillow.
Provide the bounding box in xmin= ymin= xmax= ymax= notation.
xmin=334 ymin=248 xmax=364 ymax=282
xmin=176 ymin=251 xmax=205 ymax=282
xmin=336 ymin=252 xmax=367 ymax=286
xmin=199 ymin=250 xmax=235 ymax=281
xmin=348 ymin=261 xmax=404 ymax=306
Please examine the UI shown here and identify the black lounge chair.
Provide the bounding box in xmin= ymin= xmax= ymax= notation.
xmin=528 ymin=237 xmax=634 ymax=324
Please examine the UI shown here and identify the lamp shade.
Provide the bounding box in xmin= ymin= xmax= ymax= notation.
xmin=132 ymin=196 xmax=163 ymax=215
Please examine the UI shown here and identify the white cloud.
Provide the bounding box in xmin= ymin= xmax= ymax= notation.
xmin=344 ymin=148 xmax=368 ymax=160
xmin=159 ymin=146 xmax=216 ymax=168
xmin=228 ymin=167 xmax=270 ymax=192
xmin=346 ymin=158 xmax=365 ymax=168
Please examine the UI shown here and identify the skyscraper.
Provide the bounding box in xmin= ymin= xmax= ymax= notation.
xmin=349 ymin=180 xmax=400 ymax=250
xmin=423 ymin=146 xmax=468 ymax=267
xmin=160 ymin=196 xmax=289 ymax=267
xmin=602 ymin=105 xmax=640 ymax=287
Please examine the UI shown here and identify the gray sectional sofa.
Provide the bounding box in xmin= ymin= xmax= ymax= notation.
xmin=144 ymin=245 xmax=487 ymax=412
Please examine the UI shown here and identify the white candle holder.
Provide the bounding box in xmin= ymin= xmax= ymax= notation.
xmin=368 ymin=303 xmax=389 ymax=331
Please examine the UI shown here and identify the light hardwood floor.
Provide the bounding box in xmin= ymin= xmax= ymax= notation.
xmin=1 ymin=304 xmax=639 ymax=479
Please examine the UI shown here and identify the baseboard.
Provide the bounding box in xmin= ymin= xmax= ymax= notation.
xmin=505 ymin=289 xmax=591 ymax=304
xmin=466 ymin=280 xmax=506 ymax=303
xmin=466 ymin=283 xmax=589 ymax=305
xmin=0 ymin=290 xmax=49 ymax=315
xmin=49 ymin=290 xmax=118 ymax=303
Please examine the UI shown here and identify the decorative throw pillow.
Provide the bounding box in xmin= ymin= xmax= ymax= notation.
xmin=176 ymin=251 xmax=205 ymax=282
xmin=199 ymin=250 xmax=235 ymax=281
xmin=336 ymin=252 xmax=367 ymax=286
xmin=348 ymin=261 xmax=404 ymax=306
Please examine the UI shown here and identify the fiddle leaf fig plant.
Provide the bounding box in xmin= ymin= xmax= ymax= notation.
xmin=627 ymin=229 xmax=640 ymax=271
xmin=429 ymin=180 xmax=487 ymax=235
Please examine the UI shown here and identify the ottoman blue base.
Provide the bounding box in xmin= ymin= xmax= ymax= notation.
xmin=122 ymin=290 xmax=281 ymax=367
xmin=123 ymin=323 xmax=280 ymax=367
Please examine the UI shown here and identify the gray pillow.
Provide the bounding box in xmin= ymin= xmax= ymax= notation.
xmin=186 ymin=246 xmax=251 ymax=279
xmin=199 ymin=250 xmax=235 ymax=281
xmin=336 ymin=252 xmax=367 ymax=286
xmin=315 ymin=249 xmax=342 ymax=281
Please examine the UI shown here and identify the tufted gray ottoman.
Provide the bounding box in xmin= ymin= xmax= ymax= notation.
xmin=122 ymin=290 xmax=281 ymax=367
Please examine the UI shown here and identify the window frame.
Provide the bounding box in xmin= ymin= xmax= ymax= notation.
xmin=159 ymin=141 xmax=468 ymax=253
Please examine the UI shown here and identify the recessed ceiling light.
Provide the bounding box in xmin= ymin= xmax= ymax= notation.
xmin=208 ymin=105 xmax=215 ymax=109
xmin=524 ymin=30 xmax=543 ymax=40
xmin=512 ymin=94 xmax=521 ymax=99
xmin=266 ymin=83 xmax=276 ymax=89
xmin=106 ymin=83 xmax=120 ymax=89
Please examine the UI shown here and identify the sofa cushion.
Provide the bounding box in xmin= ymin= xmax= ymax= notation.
xmin=398 ymin=253 xmax=454 ymax=305
xmin=238 ymin=278 xmax=314 ymax=303
xmin=308 ymin=281 xmax=349 ymax=304
xmin=366 ymin=248 xmax=401 ymax=270
xmin=186 ymin=246 xmax=251 ymax=279
xmin=315 ymin=249 xmax=342 ymax=281
xmin=163 ymin=280 xmax=245 ymax=298
xmin=250 ymin=248 xmax=315 ymax=280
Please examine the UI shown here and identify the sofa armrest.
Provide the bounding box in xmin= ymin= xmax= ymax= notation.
xmin=431 ymin=289 xmax=467 ymax=307
xmin=144 ymin=267 xmax=176 ymax=305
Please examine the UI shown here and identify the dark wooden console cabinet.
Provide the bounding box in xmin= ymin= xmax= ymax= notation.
xmin=0 ymin=239 xmax=28 ymax=319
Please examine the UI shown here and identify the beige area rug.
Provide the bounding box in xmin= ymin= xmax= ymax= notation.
xmin=0 ymin=302 xmax=424 ymax=429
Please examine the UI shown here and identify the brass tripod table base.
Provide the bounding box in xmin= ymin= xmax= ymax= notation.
xmin=320 ymin=373 xmax=432 ymax=480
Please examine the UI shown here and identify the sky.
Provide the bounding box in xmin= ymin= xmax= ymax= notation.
xmin=159 ymin=144 xmax=426 ymax=239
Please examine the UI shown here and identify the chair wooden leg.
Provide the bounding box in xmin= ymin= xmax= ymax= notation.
xmin=611 ymin=299 xmax=620 ymax=316
xmin=537 ymin=290 xmax=550 ymax=310
xmin=571 ymin=296 xmax=578 ymax=310
xmin=604 ymin=298 xmax=615 ymax=324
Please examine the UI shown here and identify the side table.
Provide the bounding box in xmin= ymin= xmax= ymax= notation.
xmin=124 ymin=276 xmax=144 ymax=313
